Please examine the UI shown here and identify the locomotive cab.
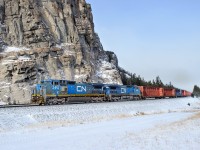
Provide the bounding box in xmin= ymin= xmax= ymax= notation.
xmin=133 ymin=86 xmax=141 ymax=96
xmin=31 ymin=84 xmax=46 ymax=105
xmin=92 ymin=83 xmax=105 ymax=94
xmin=103 ymin=86 xmax=111 ymax=100
xmin=176 ymin=89 xmax=182 ymax=97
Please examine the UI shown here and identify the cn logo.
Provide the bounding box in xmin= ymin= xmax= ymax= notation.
xmin=121 ymin=88 xmax=126 ymax=93
xmin=77 ymin=86 xmax=87 ymax=92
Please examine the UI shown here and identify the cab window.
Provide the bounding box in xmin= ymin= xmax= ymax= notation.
xmin=55 ymin=82 xmax=59 ymax=85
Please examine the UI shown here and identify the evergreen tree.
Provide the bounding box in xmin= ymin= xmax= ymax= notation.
xmin=152 ymin=79 xmax=156 ymax=86
xmin=120 ymin=72 xmax=128 ymax=85
xmin=193 ymin=85 xmax=200 ymax=97
xmin=155 ymin=76 xmax=164 ymax=87
xmin=147 ymin=80 xmax=152 ymax=86
xmin=119 ymin=68 xmax=175 ymax=88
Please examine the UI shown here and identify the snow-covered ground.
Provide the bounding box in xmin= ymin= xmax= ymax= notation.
xmin=0 ymin=97 xmax=200 ymax=150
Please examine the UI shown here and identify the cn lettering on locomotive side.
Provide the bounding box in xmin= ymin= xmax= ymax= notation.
xmin=77 ymin=86 xmax=87 ymax=92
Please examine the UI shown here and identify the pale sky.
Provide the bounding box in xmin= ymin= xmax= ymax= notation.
xmin=87 ymin=0 xmax=200 ymax=91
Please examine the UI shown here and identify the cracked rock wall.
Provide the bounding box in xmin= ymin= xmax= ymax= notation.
xmin=0 ymin=0 xmax=122 ymax=104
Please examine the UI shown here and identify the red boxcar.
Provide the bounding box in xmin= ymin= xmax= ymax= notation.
xmin=185 ymin=91 xmax=191 ymax=97
xmin=182 ymin=90 xmax=186 ymax=97
xmin=139 ymin=86 xmax=164 ymax=99
xmin=164 ymin=88 xmax=176 ymax=98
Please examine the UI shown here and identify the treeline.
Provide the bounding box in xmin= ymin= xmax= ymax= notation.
xmin=120 ymin=71 xmax=174 ymax=88
xmin=193 ymin=85 xmax=200 ymax=97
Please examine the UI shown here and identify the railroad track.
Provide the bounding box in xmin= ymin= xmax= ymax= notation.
xmin=0 ymin=97 xmax=193 ymax=109
xmin=0 ymin=104 xmax=40 ymax=108
xmin=0 ymin=101 xmax=97 ymax=108
xmin=0 ymin=100 xmax=138 ymax=108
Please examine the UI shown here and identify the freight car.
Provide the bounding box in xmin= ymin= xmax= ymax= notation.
xmin=164 ymin=88 xmax=176 ymax=98
xmin=31 ymin=79 xmax=141 ymax=105
xmin=182 ymin=90 xmax=192 ymax=97
xmin=139 ymin=86 xmax=164 ymax=99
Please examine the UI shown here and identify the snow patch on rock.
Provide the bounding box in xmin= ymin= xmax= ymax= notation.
xmin=0 ymin=101 xmax=7 ymax=105
xmin=18 ymin=55 xmax=31 ymax=61
xmin=1 ymin=55 xmax=32 ymax=65
xmin=55 ymin=43 xmax=74 ymax=49
xmin=96 ymin=60 xmax=121 ymax=84
xmin=75 ymin=74 xmax=88 ymax=82
xmin=3 ymin=46 xmax=30 ymax=53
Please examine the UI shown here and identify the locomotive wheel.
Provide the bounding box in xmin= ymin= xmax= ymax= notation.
xmin=65 ymin=98 xmax=69 ymax=104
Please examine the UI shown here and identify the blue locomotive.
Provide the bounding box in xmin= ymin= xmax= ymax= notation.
xmin=105 ymin=84 xmax=141 ymax=101
xmin=31 ymin=79 xmax=141 ymax=105
xmin=175 ymin=89 xmax=182 ymax=97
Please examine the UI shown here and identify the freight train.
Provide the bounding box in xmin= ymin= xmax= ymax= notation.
xmin=31 ymin=79 xmax=192 ymax=105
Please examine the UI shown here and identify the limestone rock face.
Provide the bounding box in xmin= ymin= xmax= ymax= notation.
xmin=0 ymin=0 xmax=122 ymax=104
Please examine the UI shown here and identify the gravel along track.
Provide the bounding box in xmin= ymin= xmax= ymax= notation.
xmin=0 ymin=97 xmax=199 ymax=131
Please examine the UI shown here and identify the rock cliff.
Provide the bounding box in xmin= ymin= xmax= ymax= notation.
xmin=0 ymin=0 xmax=122 ymax=104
